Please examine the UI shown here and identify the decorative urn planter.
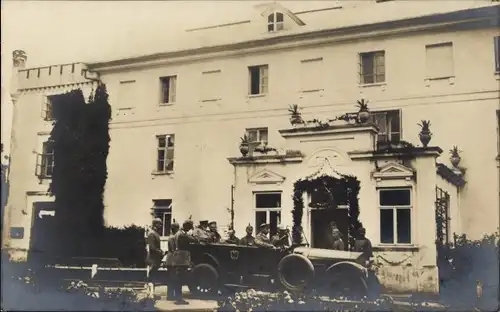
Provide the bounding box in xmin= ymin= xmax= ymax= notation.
xmin=239 ymin=144 xmax=249 ymax=157
xmin=358 ymin=110 xmax=370 ymax=123
xmin=417 ymin=120 xmax=432 ymax=147
xmin=356 ymin=99 xmax=370 ymax=124
xmin=290 ymin=114 xmax=303 ymax=125
xmin=449 ymin=145 xmax=462 ymax=167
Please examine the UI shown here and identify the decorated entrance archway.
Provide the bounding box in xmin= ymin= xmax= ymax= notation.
xmin=292 ymin=171 xmax=362 ymax=250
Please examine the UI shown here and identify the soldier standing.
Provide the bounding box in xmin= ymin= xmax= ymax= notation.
xmin=146 ymin=218 xmax=165 ymax=299
xmin=207 ymin=221 xmax=222 ymax=243
xmin=271 ymin=224 xmax=290 ymax=248
xmin=239 ymin=224 xmax=256 ymax=246
xmin=225 ymin=227 xmax=240 ymax=245
xmin=255 ymin=223 xmax=275 ymax=248
xmin=354 ymin=227 xmax=373 ymax=266
xmin=166 ymin=221 xmax=180 ymax=301
xmin=170 ymin=219 xmax=197 ymax=305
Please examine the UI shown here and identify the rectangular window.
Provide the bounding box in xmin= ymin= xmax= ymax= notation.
xmin=152 ymin=199 xmax=172 ymax=237
xmin=425 ymin=42 xmax=454 ymax=79
xmin=359 ymin=51 xmax=385 ymax=84
xmin=42 ymin=96 xmax=55 ymax=121
xmin=369 ymin=110 xmax=401 ymax=144
xmin=160 ymin=76 xmax=177 ymax=104
xmin=495 ymin=36 xmax=500 ymax=73
xmin=255 ymin=192 xmax=281 ymax=237
xmin=156 ymin=134 xmax=175 ymax=172
xmin=248 ymin=65 xmax=269 ymax=95
xmin=300 ymin=58 xmax=323 ymax=92
xmin=246 ymin=128 xmax=268 ymax=145
xmin=36 ymin=141 xmax=54 ymax=178
xmin=118 ymin=80 xmax=137 ymax=109
xmin=200 ymin=70 xmax=221 ymax=101
xmin=379 ymin=188 xmax=412 ymax=244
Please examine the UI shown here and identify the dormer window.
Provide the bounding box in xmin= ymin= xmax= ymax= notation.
xmin=268 ymin=12 xmax=284 ymax=32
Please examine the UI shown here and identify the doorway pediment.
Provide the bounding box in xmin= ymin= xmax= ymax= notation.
xmin=248 ymin=169 xmax=286 ymax=185
xmin=373 ymin=162 xmax=415 ymax=181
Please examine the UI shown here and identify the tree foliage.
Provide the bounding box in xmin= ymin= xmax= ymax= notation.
xmin=48 ymin=84 xmax=111 ymax=256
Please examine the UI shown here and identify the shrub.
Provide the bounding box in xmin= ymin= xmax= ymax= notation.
xmin=438 ymin=231 xmax=499 ymax=310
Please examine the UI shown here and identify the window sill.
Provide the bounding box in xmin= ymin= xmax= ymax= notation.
xmin=151 ymin=171 xmax=174 ymax=176
xmin=495 ymin=72 xmax=500 ymax=80
xmin=247 ymin=94 xmax=267 ymax=99
xmin=159 ymin=103 xmax=175 ymax=107
xmin=200 ymin=98 xmax=221 ymax=103
xmin=301 ymin=89 xmax=324 ymax=93
xmin=373 ymin=244 xmax=419 ymax=252
xmin=117 ymin=107 xmax=134 ymax=111
xmin=358 ymin=82 xmax=386 ymax=89
xmin=425 ymin=76 xmax=455 ymax=86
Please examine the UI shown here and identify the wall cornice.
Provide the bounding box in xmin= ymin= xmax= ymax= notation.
xmin=88 ymin=6 xmax=499 ymax=72
xmin=18 ymin=81 xmax=94 ymax=93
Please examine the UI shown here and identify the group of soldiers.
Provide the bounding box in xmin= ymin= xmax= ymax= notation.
xmin=145 ymin=217 xmax=291 ymax=305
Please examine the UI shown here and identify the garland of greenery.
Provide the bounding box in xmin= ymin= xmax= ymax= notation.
xmin=292 ymin=173 xmax=362 ymax=250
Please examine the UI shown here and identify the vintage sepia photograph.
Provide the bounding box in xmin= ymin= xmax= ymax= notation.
xmin=1 ymin=0 xmax=499 ymax=311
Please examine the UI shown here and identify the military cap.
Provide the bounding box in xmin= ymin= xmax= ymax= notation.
xmin=359 ymin=227 xmax=366 ymax=234
xmin=259 ymin=223 xmax=270 ymax=229
xmin=199 ymin=220 xmax=209 ymax=226
xmin=171 ymin=222 xmax=180 ymax=230
xmin=208 ymin=221 xmax=217 ymax=226
xmin=246 ymin=224 xmax=254 ymax=231
xmin=152 ymin=218 xmax=163 ymax=225
xmin=277 ymin=224 xmax=286 ymax=231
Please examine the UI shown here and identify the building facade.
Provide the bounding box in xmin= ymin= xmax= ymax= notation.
xmin=3 ymin=1 xmax=500 ymax=294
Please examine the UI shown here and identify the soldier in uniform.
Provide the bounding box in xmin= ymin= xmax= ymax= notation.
xmin=239 ymin=224 xmax=256 ymax=246
xmin=166 ymin=221 xmax=180 ymax=301
xmin=146 ymin=218 xmax=165 ymax=298
xmin=207 ymin=221 xmax=222 ymax=243
xmin=170 ymin=219 xmax=197 ymax=305
xmin=271 ymin=224 xmax=290 ymax=248
xmin=192 ymin=220 xmax=210 ymax=242
xmin=354 ymin=227 xmax=373 ymax=266
xmin=255 ymin=223 xmax=275 ymax=248
xmin=225 ymin=227 xmax=240 ymax=245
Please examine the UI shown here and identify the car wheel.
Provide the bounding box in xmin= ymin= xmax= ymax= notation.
xmin=188 ymin=263 xmax=219 ymax=298
xmin=328 ymin=270 xmax=369 ymax=300
xmin=278 ymin=254 xmax=315 ymax=294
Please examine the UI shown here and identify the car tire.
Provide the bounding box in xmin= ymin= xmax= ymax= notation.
xmin=188 ymin=263 xmax=219 ymax=298
xmin=278 ymin=254 xmax=315 ymax=293
xmin=327 ymin=268 xmax=369 ymax=300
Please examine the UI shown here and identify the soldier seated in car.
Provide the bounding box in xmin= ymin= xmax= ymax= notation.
xmin=255 ymin=223 xmax=275 ymax=248
xmin=192 ymin=220 xmax=210 ymax=243
xmin=271 ymin=224 xmax=290 ymax=248
xmin=207 ymin=221 xmax=222 ymax=244
xmin=225 ymin=227 xmax=240 ymax=245
xmin=240 ymin=224 xmax=256 ymax=246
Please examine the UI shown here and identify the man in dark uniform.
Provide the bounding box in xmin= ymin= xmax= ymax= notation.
xmin=146 ymin=218 xmax=165 ymax=298
xmin=166 ymin=221 xmax=180 ymax=301
xmin=192 ymin=220 xmax=210 ymax=242
xmin=354 ymin=227 xmax=373 ymax=266
xmin=240 ymin=224 xmax=256 ymax=246
xmin=170 ymin=219 xmax=197 ymax=305
xmin=255 ymin=223 xmax=275 ymax=248
xmin=225 ymin=227 xmax=240 ymax=245
xmin=207 ymin=221 xmax=222 ymax=243
xmin=271 ymin=224 xmax=290 ymax=248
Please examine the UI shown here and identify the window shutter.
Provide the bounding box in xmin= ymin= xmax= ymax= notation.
xmin=169 ymin=76 xmax=177 ymax=103
xmin=426 ymin=43 xmax=454 ymax=78
xmin=260 ymin=66 xmax=269 ymax=94
xmin=35 ymin=153 xmax=41 ymax=177
xmin=41 ymin=96 xmax=48 ymax=119
xmin=300 ymin=58 xmax=323 ymax=91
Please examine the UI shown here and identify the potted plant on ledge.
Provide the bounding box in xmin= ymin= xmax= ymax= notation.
xmin=449 ymin=145 xmax=462 ymax=168
xmin=239 ymin=134 xmax=251 ymax=157
xmin=288 ymin=104 xmax=303 ymax=126
xmin=356 ymin=99 xmax=370 ymax=123
xmin=418 ymin=120 xmax=432 ymax=147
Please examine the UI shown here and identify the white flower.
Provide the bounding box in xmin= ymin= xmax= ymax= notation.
xmin=298 ymin=300 xmax=305 ymax=305
xmin=288 ymin=299 xmax=294 ymax=304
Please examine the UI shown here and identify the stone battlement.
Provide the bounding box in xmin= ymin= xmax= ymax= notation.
xmin=16 ymin=63 xmax=95 ymax=90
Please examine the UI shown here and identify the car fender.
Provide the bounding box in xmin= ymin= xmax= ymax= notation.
xmin=199 ymin=252 xmax=220 ymax=270
xmin=326 ymin=261 xmax=368 ymax=278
